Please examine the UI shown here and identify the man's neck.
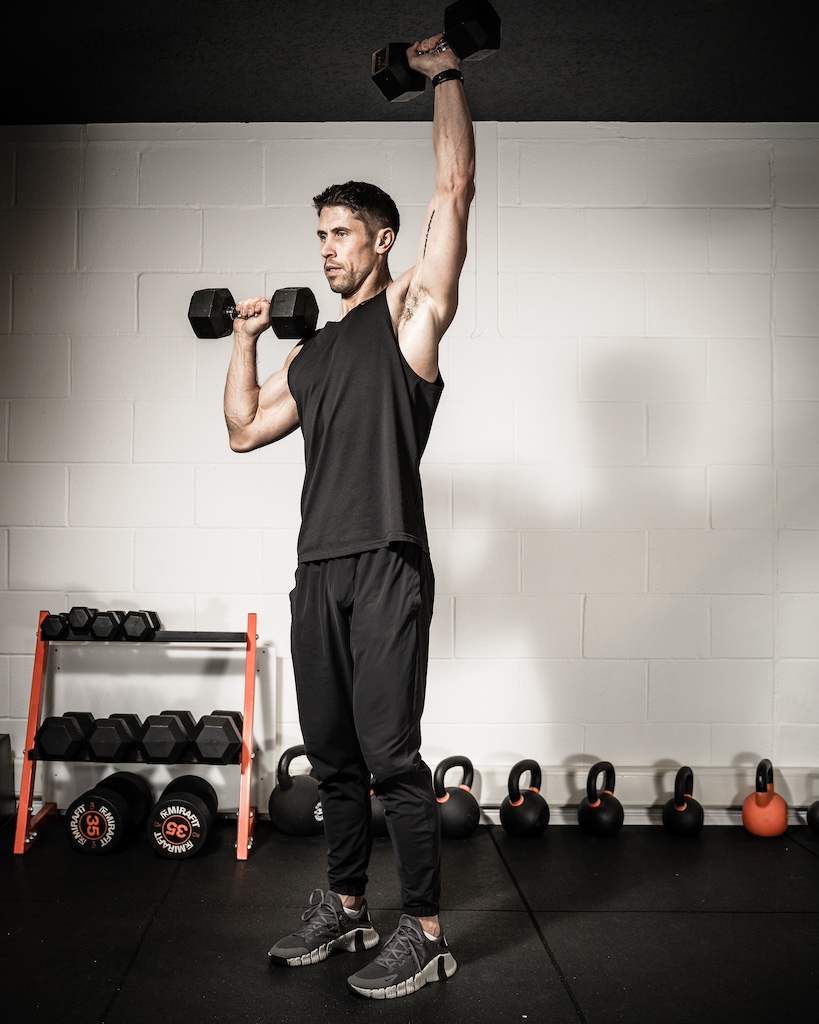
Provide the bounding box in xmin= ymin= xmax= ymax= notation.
xmin=338 ymin=268 xmax=392 ymax=318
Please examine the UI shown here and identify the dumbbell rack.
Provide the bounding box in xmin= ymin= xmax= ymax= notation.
xmin=13 ymin=611 xmax=259 ymax=860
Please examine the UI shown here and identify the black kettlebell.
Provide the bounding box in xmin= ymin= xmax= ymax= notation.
xmin=268 ymin=744 xmax=324 ymax=836
xmin=662 ymin=765 xmax=704 ymax=837
xmin=577 ymin=761 xmax=624 ymax=837
xmin=807 ymin=800 xmax=819 ymax=834
xmin=434 ymin=755 xmax=481 ymax=839
xmin=500 ymin=759 xmax=550 ymax=837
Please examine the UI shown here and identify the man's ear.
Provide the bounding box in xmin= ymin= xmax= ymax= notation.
xmin=375 ymin=227 xmax=395 ymax=255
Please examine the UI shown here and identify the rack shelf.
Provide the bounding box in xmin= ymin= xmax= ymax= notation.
xmin=13 ymin=611 xmax=259 ymax=859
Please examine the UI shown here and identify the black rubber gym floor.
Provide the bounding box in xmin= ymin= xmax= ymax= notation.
xmin=2 ymin=816 xmax=816 ymax=1023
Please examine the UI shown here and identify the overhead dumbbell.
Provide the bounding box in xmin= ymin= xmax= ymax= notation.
xmin=372 ymin=0 xmax=502 ymax=102
xmin=434 ymin=755 xmax=481 ymax=839
xmin=500 ymin=759 xmax=550 ymax=838
xmin=34 ymin=711 xmax=96 ymax=760
xmin=66 ymin=771 xmax=152 ymax=854
xmin=268 ymin=744 xmax=324 ymax=836
xmin=192 ymin=710 xmax=244 ymax=765
xmin=577 ymin=761 xmax=624 ymax=837
xmin=187 ymin=286 xmax=319 ymax=341
xmin=139 ymin=710 xmax=196 ymax=763
xmin=122 ymin=610 xmax=162 ymax=641
xmin=147 ymin=775 xmax=218 ymax=859
xmin=88 ymin=713 xmax=143 ymax=762
xmin=89 ymin=609 xmax=126 ymax=640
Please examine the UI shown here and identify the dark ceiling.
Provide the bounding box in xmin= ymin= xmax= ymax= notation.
xmin=8 ymin=0 xmax=817 ymax=124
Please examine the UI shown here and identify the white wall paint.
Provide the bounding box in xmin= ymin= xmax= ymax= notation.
xmin=2 ymin=121 xmax=818 ymax=816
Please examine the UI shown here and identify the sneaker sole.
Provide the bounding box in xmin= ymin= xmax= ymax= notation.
xmin=348 ymin=951 xmax=458 ymax=999
xmin=269 ymin=925 xmax=380 ymax=968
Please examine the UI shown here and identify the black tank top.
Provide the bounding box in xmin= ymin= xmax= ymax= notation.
xmin=287 ymin=289 xmax=444 ymax=563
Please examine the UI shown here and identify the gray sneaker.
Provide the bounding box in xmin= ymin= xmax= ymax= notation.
xmin=268 ymin=889 xmax=379 ymax=967
xmin=347 ymin=914 xmax=457 ymax=999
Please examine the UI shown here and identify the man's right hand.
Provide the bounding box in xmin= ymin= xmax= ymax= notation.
xmin=233 ymin=296 xmax=271 ymax=341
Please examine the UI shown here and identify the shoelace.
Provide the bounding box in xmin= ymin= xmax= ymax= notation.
xmin=297 ymin=888 xmax=341 ymax=939
xmin=372 ymin=923 xmax=423 ymax=970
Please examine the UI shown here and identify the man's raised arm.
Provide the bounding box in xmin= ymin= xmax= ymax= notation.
xmin=391 ymin=35 xmax=476 ymax=382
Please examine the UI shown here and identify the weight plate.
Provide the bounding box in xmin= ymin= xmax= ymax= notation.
xmin=147 ymin=791 xmax=211 ymax=859
xmin=65 ymin=787 xmax=129 ymax=855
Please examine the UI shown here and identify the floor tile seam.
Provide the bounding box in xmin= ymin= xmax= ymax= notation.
xmin=487 ymin=827 xmax=589 ymax=1024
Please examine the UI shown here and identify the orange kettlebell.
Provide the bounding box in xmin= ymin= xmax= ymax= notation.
xmin=741 ymin=758 xmax=788 ymax=837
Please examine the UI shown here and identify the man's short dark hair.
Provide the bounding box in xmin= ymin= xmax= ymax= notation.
xmin=313 ymin=181 xmax=400 ymax=237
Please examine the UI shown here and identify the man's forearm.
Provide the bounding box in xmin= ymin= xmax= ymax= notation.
xmin=432 ymin=76 xmax=476 ymax=196
xmin=223 ymin=336 xmax=261 ymax=446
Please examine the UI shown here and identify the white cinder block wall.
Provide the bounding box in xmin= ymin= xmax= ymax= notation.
xmin=1 ymin=121 xmax=818 ymax=819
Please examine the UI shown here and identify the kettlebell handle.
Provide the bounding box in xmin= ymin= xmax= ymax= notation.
xmin=755 ymin=758 xmax=774 ymax=793
xmin=434 ymin=755 xmax=475 ymax=798
xmin=277 ymin=743 xmax=308 ymax=789
xmin=508 ymin=759 xmax=543 ymax=805
xmin=673 ymin=765 xmax=695 ymax=810
xmin=586 ymin=760 xmax=616 ymax=807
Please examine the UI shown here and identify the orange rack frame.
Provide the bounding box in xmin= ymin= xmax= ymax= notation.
xmin=14 ymin=611 xmax=258 ymax=860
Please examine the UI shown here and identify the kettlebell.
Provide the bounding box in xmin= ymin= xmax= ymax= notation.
xmin=807 ymin=800 xmax=819 ymax=834
xmin=661 ymin=766 xmax=704 ymax=837
xmin=434 ymin=755 xmax=481 ymax=839
xmin=268 ymin=744 xmax=324 ymax=836
xmin=577 ymin=761 xmax=624 ymax=837
xmin=500 ymin=759 xmax=550 ymax=837
xmin=370 ymin=781 xmax=389 ymax=838
xmin=742 ymin=758 xmax=788 ymax=837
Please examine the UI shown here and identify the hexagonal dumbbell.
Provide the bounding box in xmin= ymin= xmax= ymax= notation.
xmin=122 ymin=610 xmax=162 ymax=641
xmin=88 ymin=713 xmax=143 ymax=762
xmin=40 ymin=613 xmax=71 ymax=641
xmin=139 ymin=709 xmax=196 ymax=763
xmin=187 ymin=286 xmax=319 ymax=340
xmin=67 ymin=606 xmax=99 ymax=635
xmin=89 ymin=610 xmax=126 ymax=640
xmin=192 ymin=709 xmax=244 ymax=764
xmin=34 ymin=711 xmax=96 ymax=760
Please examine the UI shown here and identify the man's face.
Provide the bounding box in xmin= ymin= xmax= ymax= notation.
xmin=317 ymin=206 xmax=378 ymax=296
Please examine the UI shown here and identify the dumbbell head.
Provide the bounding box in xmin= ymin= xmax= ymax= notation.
xmin=66 ymin=786 xmax=131 ymax=854
xmin=100 ymin=771 xmax=153 ymax=830
xmin=35 ymin=712 xmax=95 ymax=759
xmin=147 ymin=775 xmax=218 ymax=859
xmin=139 ymin=711 xmax=195 ymax=763
xmin=371 ymin=43 xmax=427 ymax=102
xmin=88 ymin=713 xmax=143 ymax=761
xmin=40 ymin=613 xmax=71 ymax=641
xmin=89 ymin=610 xmax=126 ymax=640
xmin=192 ymin=710 xmax=244 ymax=765
xmin=122 ymin=610 xmax=162 ymax=641
xmin=67 ymin=606 xmax=98 ymax=634
xmin=443 ymin=0 xmax=501 ymax=61
xmin=188 ymin=287 xmax=318 ymax=341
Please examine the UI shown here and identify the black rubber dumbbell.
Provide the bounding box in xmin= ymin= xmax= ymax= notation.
xmin=192 ymin=710 xmax=244 ymax=764
xmin=65 ymin=771 xmax=153 ymax=855
xmin=122 ymin=610 xmax=162 ymax=641
xmin=34 ymin=711 xmax=96 ymax=759
xmin=139 ymin=710 xmax=196 ymax=763
xmin=67 ymin=606 xmax=99 ymax=635
xmin=187 ymin=286 xmax=319 ymax=340
xmin=40 ymin=613 xmax=71 ymax=641
xmin=146 ymin=775 xmax=218 ymax=859
xmin=372 ymin=0 xmax=501 ymax=102
xmin=89 ymin=610 xmax=126 ymax=640
xmin=88 ymin=713 xmax=143 ymax=762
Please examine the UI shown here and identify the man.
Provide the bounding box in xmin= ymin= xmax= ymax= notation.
xmin=223 ymin=33 xmax=475 ymax=1000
